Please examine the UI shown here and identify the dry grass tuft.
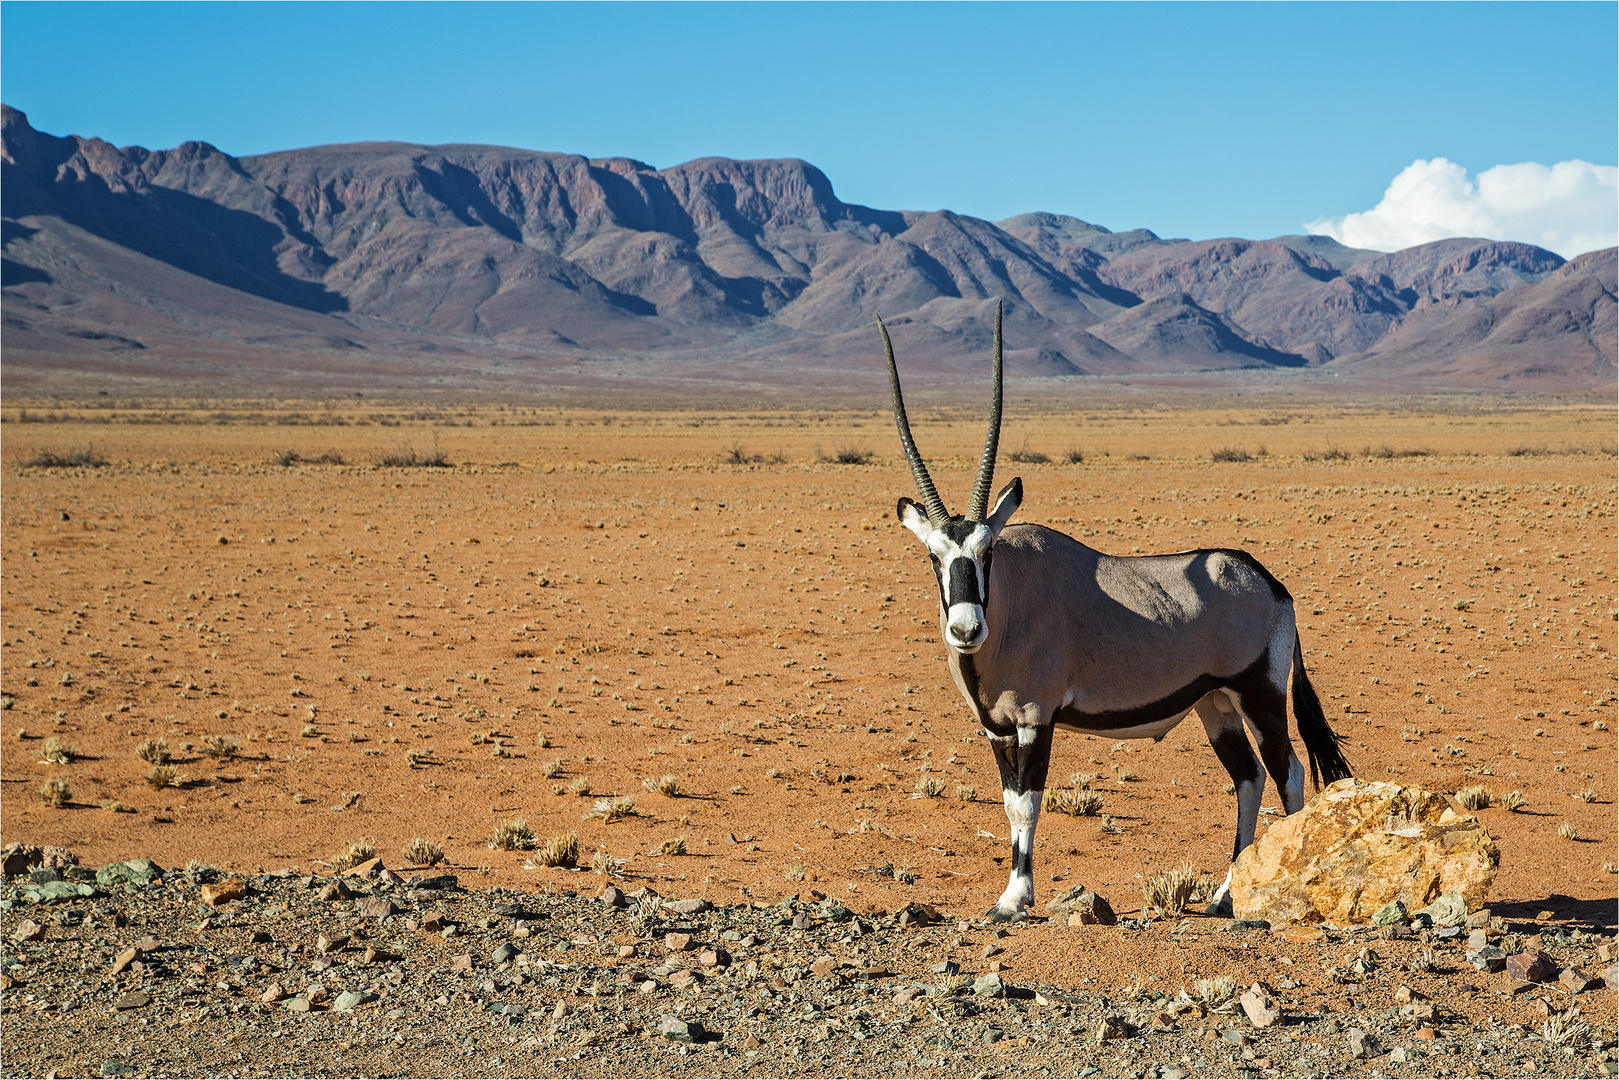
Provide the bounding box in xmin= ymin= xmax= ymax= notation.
xmin=914 ymin=776 xmax=946 ymax=798
xmin=38 ymin=777 xmax=71 ymax=808
xmin=488 ymin=819 xmax=538 ymax=851
xmin=328 ymin=839 xmax=377 ymax=873
xmin=202 ymin=734 xmax=240 ymax=759
xmin=784 ymin=862 xmax=806 ymax=880
xmin=1557 ymin=821 xmax=1580 ymax=841
xmin=378 ymin=440 xmax=451 ymax=468
xmin=1044 ymin=788 xmax=1103 ymax=816
xmin=1008 ymin=440 xmax=1050 ymax=464
xmin=1141 ymin=862 xmax=1197 ymax=917
xmin=1540 ymin=1010 xmax=1592 ymax=1049
xmin=567 ymin=776 xmax=592 ymax=797
xmin=955 ymin=784 xmax=977 ymax=802
xmin=1194 ymin=975 xmax=1239 ymax=1009
xmin=401 ymin=837 xmax=445 ymax=867
xmin=145 ymin=764 xmax=180 ymax=790
xmin=653 ymin=835 xmax=688 ymax=856
xmin=1211 ymin=447 xmax=1254 ymax=463
xmin=100 ymin=799 xmax=135 ymax=813
xmin=24 ymin=445 xmax=107 ymax=468
xmin=1500 ymin=790 xmax=1527 ymax=811
xmin=583 ymin=796 xmax=638 ymax=823
xmin=591 ymin=849 xmax=625 ymax=876
xmin=1456 ymin=785 xmax=1493 ymax=810
xmin=39 ymin=736 xmax=80 ymax=764
xmin=532 ymin=831 xmax=580 ymax=868
xmin=1574 ymin=787 xmax=1597 ymax=803
xmin=542 ymin=758 xmax=564 ymax=778
xmin=642 ymin=774 xmax=680 ymax=797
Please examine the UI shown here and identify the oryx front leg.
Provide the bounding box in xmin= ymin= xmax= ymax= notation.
xmin=1196 ymin=694 xmax=1265 ymax=917
xmin=985 ymin=723 xmax=1053 ymax=921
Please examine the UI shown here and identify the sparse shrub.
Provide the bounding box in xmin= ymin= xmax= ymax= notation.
xmin=1063 ymin=448 xmax=1085 ymax=464
xmin=1574 ymin=788 xmax=1597 ymax=803
xmin=145 ymin=764 xmax=180 ymax=790
xmin=583 ymin=796 xmax=638 ymax=823
xmin=1302 ymin=446 xmax=1350 ymax=462
xmin=542 ymin=758 xmax=564 ymax=778
xmin=654 ymin=835 xmax=687 ymax=856
xmin=1008 ymin=440 xmax=1050 ymax=465
xmin=915 ymin=776 xmax=945 ymax=798
xmin=1072 ymin=772 xmax=1097 ymax=789
xmin=955 ymin=784 xmax=976 ymax=802
xmin=401 ymin=837 xmax=445 ymax=867
xmin=723 ymin=443 xmax=771 ymax=465
xmin=823 ymin=445 xmax=873 ymax=465
xmin=377 ymin=439 xmax=451 ymax=468
xmin=784 ymin=863 xmax=806 ymax=881
xmin=1456 ymin=785 xmax=1493 ymax=810
xmin=38 ymin=777 xmax=70 ymax=807
xmin=591 ymin=849 xmax=625 ymax=875
xmin=272 ymin=449 xmax=345 ymax=467
xmin=405 ymin=748 xmax=430 ymax=768
xmin=1211 ymin=447 xmax=1253 ymax=463
xmin=532 ymin=831 xmax=580 ymax=867
xmin=1452 ymin=599 xmax=1472 ymax=611
xmin=100 ymin=800 xmax=135 ymax=813
xmin=1540 ymin=1010 xmax=1592 ymax=1049
xmin=202 ymin=734 xmax=240 ymax=759
xmin=567 ymin=776 xmax=591 ymax=796
xmin=1044 ymin=788 xmax=1103 ymax=816
xmin=24 ymin=445 xmax=106 ymax=468
xmin=328 ymin=839 xmax=377 ymax=873
xmin=1501 ymin=790 xmax=1526 ymax=811
xmin=1141 ymin=862 xmax=1196 ymax=917
xmin=1365 ymin=445 xmax=1430 ymax=459
xmin=1557 ymin=821 xmax=1580 ymax=841
xmin=642 ymin=774 xmax=679 ymax=797
xmin=38 ymin=736 xmax=79 ymax=764
xmin=1111 ymin=763 xmax=1135 ymax=782
xmin=290 ymin=791 xmax=310 ymax=804
xmin=488 ymin=819 xmax=538 ymax=851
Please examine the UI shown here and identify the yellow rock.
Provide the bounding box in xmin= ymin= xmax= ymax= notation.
xmin=1230 ymin=778 xmax=1498 ymax=925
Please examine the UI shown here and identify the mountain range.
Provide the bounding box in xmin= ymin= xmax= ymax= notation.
xmin=3 ymin=105 xmax=1613 ymax=394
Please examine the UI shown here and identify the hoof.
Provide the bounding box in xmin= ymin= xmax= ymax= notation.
xmin=985 ymin=906 xmax=1026 ymax=923
xmin=1204 ymin=895 xmax=1233 ymax=918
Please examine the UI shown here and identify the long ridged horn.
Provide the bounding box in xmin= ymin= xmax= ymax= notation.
xmin=879 ymin=316 xmax=949 ymax=525
xmin=966 ymin=300 xmax=1004 ymax=521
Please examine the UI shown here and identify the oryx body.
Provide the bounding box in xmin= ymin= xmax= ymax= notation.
xmin=882 ymin=304 xmax=1351 ymax=920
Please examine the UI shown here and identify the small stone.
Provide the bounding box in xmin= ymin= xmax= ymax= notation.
xmin=356 ymin=896 xmax=397 ymax=920
xmin=1221 ymin=1029 xmax=1251 ymax=1047
xmin=491 ymin=943 xmax=520 ymax=964
xmin=451 ymin=953 xmax=473 ymax=973
xmin=1505 ymin=950 xmax=1557 ymax=982
xmin=1388 ymin=1047 xmax=1409 ymax=1064
xmin=1149 ymin=1011 xmax=1176 ymax=1031
xmin=305 ymin=984 xmax=329 ymax=1004
xmin=1371 ymin=900 xmax=1409 ymax=926
xmin=810 ymin=957 xmax=840 ymax=979
xmin=100 ymin=1058 xmax=134 ymax=1077
xmin=1558 ymin=965 xmax=1601 ymax=993
xmin=792 ymin=913 xmax=814 ymax=930
xmin=361 ymin=947 xmax=400 ymax=964
xmin=1160 ymin=1068 xmax=1188 ymax=1080
xmin=616 ymin=945 xmax=637 ymax=959
xmin=1467 ymin=946 xmax=1506 ymax=972
xmin=1465 ymin=907 xmax=1492 ymax=928
xmin=664 ymin=932 xmax=693 ymax=952
xmin=930 ymin=960 xmax=961 ymax=976
xmin=658 ymin=1014 xmax=703 ymax=1043
xmin=96 ymin=860 xmax=164 ymax=887
xmin=665 ymin=898 xmax=711 ymax=915
xmin=110 ymin=946 xmax=138 ymax=974
xmin=200 ymin=878 xmax=247 ymax=907
xmin=668 ymin=969 xmax=698 ymax=989
xmin=316 ymin=880 xmax=351 ymax=902
xmin=1239 ymin=983 xmax=1280 ymax=1028
xmin=134 ymin=936 xmax=160 ymax=953
xmin=333 ymin=990 xmax=371 ymax=1012
xmin=1047 ymin=883 xmax=1117 ymax=925
xmin=1095 ymin=1016 xmax=1129 ymax=1044
xmin=894 ymin=986 xmax=926 ymax=1005
xmin=11 ymin=919 xmax=44 ymax=944
xmin=1466 ymin=928 xmax=1489 ymax=951
xmin=972 ymin=971 xmax=1006 ymax=998
xmin=600 ymin=885 xmax=626 ymax=908
xmin=1273 ymin=924 xmax=1325 ymax=943
xmin=343 ymin=857 xmax=385 ymax=879
xmin=1346 ymin=1027 xmax=1381 ymax=1059
xmin=418 ymin=913 xmax=445 ymax=933
xmin=698 ymin=948 xmax=729 ymax=968
xmin=1414 ymin=1027 xmax=1437 ymax=1040
xmin=983 ymin=1027 xmax=1005 ymax=1044
xmin=1598 ymin=942 xmax=1617 ymax=963
xmin=283 ymin=997 xmax=311 ymax=1013
xmin=981 ymin=942 xmax=1003 ymax=959
xmin=1602 ymin=961 xmax=1619 ymax=989
xmin=113 ymin=991 xmax=151 ymax=1011
xmin=260 ymin=982 xmax=286 ymax=1003
xmin=314 ymin=933 xmax=348 ymax=956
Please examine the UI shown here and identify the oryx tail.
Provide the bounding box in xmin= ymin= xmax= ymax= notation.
xmin=1291 ymin=639 xmax=1352 ymax=789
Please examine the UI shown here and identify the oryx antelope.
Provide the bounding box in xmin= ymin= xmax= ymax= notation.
xmin=881 ymin=303 xmax=1352 ymax=920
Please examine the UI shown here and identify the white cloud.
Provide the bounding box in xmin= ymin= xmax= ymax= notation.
xmin=1306 ymin=158 xmax=1618 ymax=259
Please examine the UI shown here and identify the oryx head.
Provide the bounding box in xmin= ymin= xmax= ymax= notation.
xmin=883 ymin=300 xmax=1023 ymax=655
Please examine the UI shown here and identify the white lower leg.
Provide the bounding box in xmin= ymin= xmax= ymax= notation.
xmin=993 ymin=788 xmax=1041 ymax=914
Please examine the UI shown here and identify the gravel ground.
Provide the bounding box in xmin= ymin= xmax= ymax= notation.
xmin=3 ymin=859 xmax=1615 ymax=1079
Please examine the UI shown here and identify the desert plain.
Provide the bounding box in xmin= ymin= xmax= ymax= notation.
xmin=1 ymin=392 xmax=1615 ymax=1077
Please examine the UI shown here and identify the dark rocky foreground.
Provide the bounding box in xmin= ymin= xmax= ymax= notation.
xmin=3 ymin=857 xmax=1616 ymax=1079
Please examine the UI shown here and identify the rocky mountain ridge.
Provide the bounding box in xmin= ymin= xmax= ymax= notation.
xmin=3 ymin=106 xmax=1613 ymax=391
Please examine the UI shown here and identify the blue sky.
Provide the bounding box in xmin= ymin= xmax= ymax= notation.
xmin=3 ymin=2 xmax=1615 ymax=248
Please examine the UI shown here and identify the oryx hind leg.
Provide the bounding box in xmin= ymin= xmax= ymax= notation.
xmin=986 ymin=723 xmax=1053 ymax=921
xmin=1196 ymin=691 xmax=1263 ymax=917
xmin=1234 ymin=621 xmax=1307 ymax=817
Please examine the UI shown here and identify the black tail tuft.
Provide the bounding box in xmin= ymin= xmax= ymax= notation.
xmin=1292 ymin=638 xmax=1353 ymax=788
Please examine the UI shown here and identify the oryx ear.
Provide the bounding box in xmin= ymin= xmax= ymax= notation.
xmin=897 ymin=497 xmax=933 ymax=543
xmin=985 ymin=477 xmax=1022 ymax=537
